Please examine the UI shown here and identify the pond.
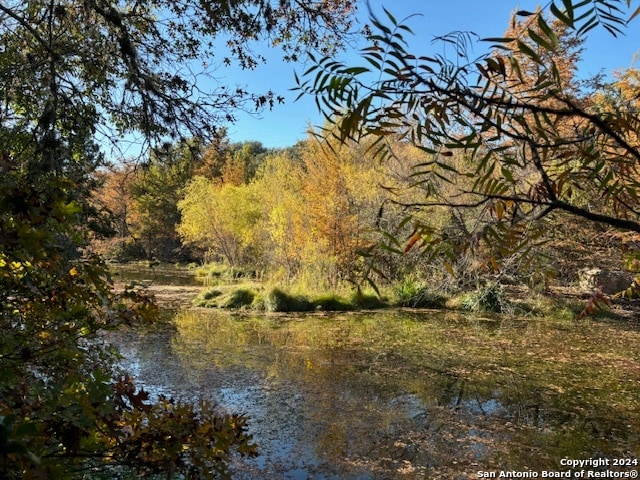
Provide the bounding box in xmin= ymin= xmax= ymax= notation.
xmin=108 ymin=307 xmax=640 ymax=479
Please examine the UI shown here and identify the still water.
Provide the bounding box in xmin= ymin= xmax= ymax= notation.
xmin=109 ymin=310 xmax=640 ymax=479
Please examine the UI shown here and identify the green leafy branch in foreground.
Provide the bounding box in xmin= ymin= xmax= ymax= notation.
xmin=0 ymin=161 xmax=257 ymax=478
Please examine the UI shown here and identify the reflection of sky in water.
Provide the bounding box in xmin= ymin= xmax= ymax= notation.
xmin=218 ymin=381 xmax=321 ymax=476
xmin=111 ymin=327 xmax=433 ymax=478
xmin=107 ymin=311 xmax=640 ymax=479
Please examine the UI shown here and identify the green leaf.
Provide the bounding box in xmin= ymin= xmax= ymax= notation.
xmin=516 ymin=40 xmax=543 ymax=64
xmin=482 ymin=37 xmax=516 ymax=43
xmin=501 ymin=166 xmax=515 ymax=183
xmin=383 ymin=6 xmax=398 ymax=26
xmin=343 ymin=66 xmax=370 ymax=75
xmin=551 ymin=2 xmax=574 ymax=27
xmin=537 ymin=16 xmax=560 ymax=48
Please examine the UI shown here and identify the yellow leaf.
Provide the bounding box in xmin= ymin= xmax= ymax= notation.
xmin=444 ymin=262 xmax=456 ymax=277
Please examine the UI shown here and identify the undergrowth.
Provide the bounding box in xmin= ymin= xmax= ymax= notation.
xmin=190 ymin=273 xmax=625 ymax=321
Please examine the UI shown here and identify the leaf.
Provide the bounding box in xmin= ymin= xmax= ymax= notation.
xmin=516 ymin=40 xmax=543 ymax=64
xmin=383 ymin=6 xmax=398 ymax=26
xmin=444 ymin=261 xmax=456 ymax=277
xmin=536 ymin=16 xmax=560 ymax=49
xmin=405 ymin=231 xmax=421 ymax=252
xmin=551 ymin=2 xmax=574 ymax=27
xmin=501 ymin=166 xmax=515 ymax=183
xmin=629 ymin=6 xmax=640 ymax=22
xmin=576 ymin=288 xmax=612 ymax=320
xmin=482 ymin=37 xmax=516 ymax=43
xmin=343 ymin=66 xmax=370 ymax=75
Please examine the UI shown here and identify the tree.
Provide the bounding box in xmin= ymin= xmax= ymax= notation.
xmin=178 ymin=136 xmax=392 ymax=288
xmin=1 ymin=0 xmax=359 ymax=154
xmin=240 ymin=150 xmax=308 ymax=276
xmin=129 ymin=139 xmax=204 ymax=261
xmin=0 ymin=0 xmax=357 ymax=476
xmin=92 ymin=160 xmax=147 ymax=261
xmin=297 ymin=1 xmax=640 ymax=288
xmin=297 ymin=136 xmax=383 ymax=288
xmin=178 ymin=177 xmax=264 ymax=267
xmin=222 ymin=141 xmax=269 ymax=185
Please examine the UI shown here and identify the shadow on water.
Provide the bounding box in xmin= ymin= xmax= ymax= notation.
xmin=108 ymin=310 xmax=640 ymax=479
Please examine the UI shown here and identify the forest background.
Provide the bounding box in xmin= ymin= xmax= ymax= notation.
xmin=94 ymin=5 xmax=640 ymax=297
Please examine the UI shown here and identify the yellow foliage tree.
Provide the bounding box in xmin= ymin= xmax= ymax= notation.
xmin=178 ymin=177 xmax=263 ymax=267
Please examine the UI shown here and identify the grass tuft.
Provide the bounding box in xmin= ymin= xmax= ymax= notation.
xmin=312 ymin=294 xmax=354 ymax=311
xmin=459 ymin=283 xmax=511 ymax=314
xmin=193 ymin=287 xmax=256 ymax=309
xmin=264 ymin=288 xmax=313 ymax=312
xmin=394 ymin=277 xmax=449 ymax=309
xmin=219 ymin=288 xmax=255 ymax=309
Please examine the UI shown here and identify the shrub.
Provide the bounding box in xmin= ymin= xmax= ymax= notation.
xmin=460 ymin=283 xmax=511 ymax=314
xmin=100 ymin=238 xmax=147 ymax=262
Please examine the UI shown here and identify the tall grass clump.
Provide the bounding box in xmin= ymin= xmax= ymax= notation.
xmin=220 ymin=288 xmax=256 ymax=308
xmin=350 ymin=291 xmax=389 ymax=309
xmin=394 ymin=277 xmax=448 ymax=309
xmin=193 ymin=288 xmax=224 ymax=308
xmin=312 ymin=294 xmax=355 ymax=311
xmin=193 ymin=287 xmax=256 ymax=309
xmin=264 ymin=287 xmax=313 ymax=312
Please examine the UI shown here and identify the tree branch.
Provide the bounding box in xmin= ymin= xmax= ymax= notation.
xmin=0 ymin=4 xmax=56 ymax=57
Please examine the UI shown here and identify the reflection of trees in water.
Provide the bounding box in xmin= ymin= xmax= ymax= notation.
xmin=127 ymin=310 xmax=640 ymax=478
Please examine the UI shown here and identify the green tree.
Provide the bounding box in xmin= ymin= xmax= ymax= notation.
xmin=298 ymin=1 xmax=640 ymax=287
xmin=222 ymin=141 xmax=269 ymax=185
xmin=0 ymin=0 xmax=357 ymax=476
xmin=129 ymin=139 xmax=203 ymax=261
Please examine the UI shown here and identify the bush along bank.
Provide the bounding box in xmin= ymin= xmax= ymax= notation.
xmin=192 ymin=282 xmax=512 ymax=314
xmin=193 ymin=285 xmax=387 ymax=312
xmin=190 ymin=281 xmax=631 ymax=320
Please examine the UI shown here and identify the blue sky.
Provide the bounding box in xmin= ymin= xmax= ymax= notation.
xmin=220 ymin=1 xmax=640 ymax=148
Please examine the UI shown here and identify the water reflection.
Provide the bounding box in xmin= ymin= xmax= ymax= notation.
xmin=109 ymin=264 xmax=203 ymax=287
xmin=110 ymin=311 xmax=640 ymax=479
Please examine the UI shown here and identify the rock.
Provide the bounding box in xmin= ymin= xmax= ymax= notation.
xmin=578 ymin=268 xmax=634 ymax=295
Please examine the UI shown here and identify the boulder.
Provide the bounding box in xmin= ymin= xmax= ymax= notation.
xmin=578 ymin=268 xmax=634 ymax=295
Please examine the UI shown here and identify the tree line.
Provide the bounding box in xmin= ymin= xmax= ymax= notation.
xmin=94 ymin=5 xmax=640 ymax=292
xmin=94 ymin=130 xmax=433 ymax=290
